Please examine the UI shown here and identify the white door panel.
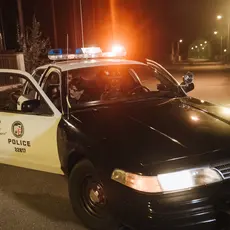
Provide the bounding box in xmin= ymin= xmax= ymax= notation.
xmin=0 ymin=69 xmax=63 ymax=175
xmin=0 ymin=113 xmax=62 ymax=174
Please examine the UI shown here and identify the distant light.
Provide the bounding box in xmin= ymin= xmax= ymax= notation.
xmin=195 ymin=46 xmax=198 ymax=48
xmin=201 ymin=100 xmax=205 ymax=103
xmin=202 ymin=47 xmax=205 ymax=50
xmin=224 ymin=49 xmax=227 ymax=52
xmin=217 ymin=15 xmax=223 ymax=20
xmin=179 ymin=39 xmax=183 ymax=43
xmin=191 ymin=116 xmax=199 ymax=122
xmin=200 ymin=44 xmax=203 ymax=46
xmin=204 ymin=41 xmax=207 ymax=44
xmin=214 ymin=31 xmax=218 ymax=35
xmin=191 ymin=47 xmax=194 ymax=50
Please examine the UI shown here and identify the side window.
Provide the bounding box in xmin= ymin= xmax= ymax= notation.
xmin=132 ymin=66 xmax=161 ymax=91
xmin=0 ymin=73 xmax=53 ymax=115
xmin=24 ymin=68 xmax=46 ymax=97
xmin=32 ymin=69 xmax=45 ymax=82
xmin=42 ymin=71 xmax=61 ymax=111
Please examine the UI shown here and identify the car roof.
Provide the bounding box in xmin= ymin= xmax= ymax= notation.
xmin=36 ymin=58 xmax=145 ymax=72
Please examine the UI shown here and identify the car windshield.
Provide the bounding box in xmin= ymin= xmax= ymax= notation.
xmin=66 ymin=64 xmax=183 ymax=109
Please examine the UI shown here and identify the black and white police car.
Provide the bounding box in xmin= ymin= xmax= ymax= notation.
xmin=1 ymin=45 xmax=230 ymax=230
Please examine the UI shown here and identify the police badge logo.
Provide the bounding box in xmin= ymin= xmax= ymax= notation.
xmin=12 ymin=121 xmax=24 ymax=138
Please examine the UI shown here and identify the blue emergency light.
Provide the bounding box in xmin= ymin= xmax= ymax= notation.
xmin=48 ymin=45 xmax=126 ymax=61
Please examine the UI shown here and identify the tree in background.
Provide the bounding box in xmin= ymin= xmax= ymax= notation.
xmin=17 ymin=15 xmax=50 ymax=73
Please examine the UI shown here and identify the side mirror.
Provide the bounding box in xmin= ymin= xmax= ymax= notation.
xmin=21 ymin=99 xmax=40 ymax=112
xmin=181 ymin=71 xmax=195 ymax=93
xmin=183 ymin=71 xmax=194 ymax=85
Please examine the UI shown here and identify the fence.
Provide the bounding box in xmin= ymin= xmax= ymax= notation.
xmin=0 ymin=52 xmax=25 ymax=86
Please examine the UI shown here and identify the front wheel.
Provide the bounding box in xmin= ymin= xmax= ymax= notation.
xmin=68 ymin=159 xmax=119 ymax=230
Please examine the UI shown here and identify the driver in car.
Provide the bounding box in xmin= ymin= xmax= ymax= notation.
xmin=100 ymin=70 xmax=124 ymax=100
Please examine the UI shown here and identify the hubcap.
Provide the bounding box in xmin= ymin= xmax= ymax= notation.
xmin=89 ymin=184 xmax=106 ymax=206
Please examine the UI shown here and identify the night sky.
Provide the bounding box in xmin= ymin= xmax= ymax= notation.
xmin=0 ymin=0 xmax=228 ymax=62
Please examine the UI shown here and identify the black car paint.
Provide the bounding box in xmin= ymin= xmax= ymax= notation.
xmin=56 ymin=94 xmax=230 ymax=229
xmin=61 ymin=96 xmax=230 ymax=172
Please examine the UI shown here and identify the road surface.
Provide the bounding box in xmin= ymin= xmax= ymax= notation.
xmin=1 ymin=65 xmax=230 ymax=230
xmin=170 ymin=67 xmax=230 ymax=106
xmin=0 ymin=164 xmax=87 ymax=230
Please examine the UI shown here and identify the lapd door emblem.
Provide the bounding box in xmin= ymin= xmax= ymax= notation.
xmin=12 ymin=121 xmax=24 ymax=138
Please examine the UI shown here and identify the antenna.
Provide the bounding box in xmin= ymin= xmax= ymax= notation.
xmin=79 ymin=0 xmax=84 ymax=47
xmin=66 ymin=33 xmax=70 ymax=119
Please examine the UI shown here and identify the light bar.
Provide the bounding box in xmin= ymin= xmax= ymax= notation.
xmin=76 ymin=47 xmax=102 ymax=55
xmin=48 ymin=45 xmax=126 ymax=61
xmin=48 ymin=49 xmax=75 ymax=61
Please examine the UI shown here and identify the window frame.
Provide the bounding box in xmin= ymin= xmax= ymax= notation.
xmin=0 ymin=72 xmax=59 ymax=117
xmin=40 ymin=67 xmax=64 ymax=114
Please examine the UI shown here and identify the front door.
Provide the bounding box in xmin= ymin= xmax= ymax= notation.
xmin=0 ymin=69 xmax=63 ymax=175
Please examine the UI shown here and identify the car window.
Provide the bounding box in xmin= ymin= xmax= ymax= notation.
xmin=32 ymin=69 xmax=45 ymax=82
xmin=24 ymin=69 xmax=46 ymax=97
xmin=65 ymin=64 xmax=174 ymax=109
xmin=0 ymin=73 xmax=53 ymax=115
xmin=42 ymin=71 xmax=61 ymax=111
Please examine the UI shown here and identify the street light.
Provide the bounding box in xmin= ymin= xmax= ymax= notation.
xmin=214 ymin=30 xmax=223 ymax=60
xmin=216 ymin=14 xmax=230 ymax=50
xmin=177 ymin=39 xmax=183 ymax=61
xmin=202 ymin=47 xmax=205 ymax=50
xmin=217 ymin=15 xmax=223 ymax=20
xmin=224 ymin=49 xmax=227 ymax=52
xmin=191 ymin=47 xmax=194 ymax=50
xmin=195 ymin=45 xmax=198 ymax=48
xmin=204 ymin=41 xmax=207 ymax=44
xmin=200 ymin=44 xmax=203 ymax=46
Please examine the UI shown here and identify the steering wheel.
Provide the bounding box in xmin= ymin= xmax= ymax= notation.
xmin=128 ymin=85 xmax=150 ymax=95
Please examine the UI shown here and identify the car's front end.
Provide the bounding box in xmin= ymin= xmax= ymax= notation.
xmin=108 ymin=151 xmax=230 ymax=230
xmin=88 ymin=97 xmax=230 ymax=230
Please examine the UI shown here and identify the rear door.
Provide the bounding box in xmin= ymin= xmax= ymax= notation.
xmin=0 ymin=69 xmax=63 ymax=175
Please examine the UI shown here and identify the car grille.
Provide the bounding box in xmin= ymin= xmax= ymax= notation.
xmin=213 ymin=162 xmax=230 ymax=179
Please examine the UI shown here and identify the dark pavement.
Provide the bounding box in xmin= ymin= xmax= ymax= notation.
xmin=0 ymin=164 xmax=87 ymax=230
xmin=1 ymin=64 xmax=230 ymax=230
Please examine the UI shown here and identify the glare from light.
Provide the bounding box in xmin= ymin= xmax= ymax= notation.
xmin=191 ymin=116 xmax=199 ymax=121
xmin=202 ymin=47 xmax=205 ymax=50
xmin=200 ymin=44 xmax=203 ymax=46
xmin=191 ymin=47 xmax=194 ymax=50
xmin=158 ymin=170 xmax=194 ymax=191
xmin=81 ymin=47 xmax=102 ymax=54
xmin=217 ymin=15 xmax=223 ymax=20
xmin=195 ymin=45 xmax=198 ymax=48
xmin=179 ymin=39 xmax=183 ymax=43
xmin=204 ymin=41 xmax=207 ymax=44
xmin=112 ymin=44 xmax=125 ymax=54
xmin=214 ymin=31 xmax=218 ymax=35
xmin=222 ymin=107 xmax=230 ymax=115
xmin=201 ymin=100 xmax=205 ymax=103
xmin=224 ymin=49 xmax=227 ymax=52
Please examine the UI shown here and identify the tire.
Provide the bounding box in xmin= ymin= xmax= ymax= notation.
xmin=68 ymin=159 xmax=120 ymax=230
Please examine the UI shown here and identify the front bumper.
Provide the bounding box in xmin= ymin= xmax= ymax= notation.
xmin=107 ymin=179 xmax=230 ymax=230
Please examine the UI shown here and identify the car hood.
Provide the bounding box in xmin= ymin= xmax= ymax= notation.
xmin=126 ymin=97 xmax=230 ymax=152
xmin=71 ymin=97 xmax=230 ymax=173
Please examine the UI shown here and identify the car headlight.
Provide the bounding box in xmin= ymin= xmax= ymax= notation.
xmin=111 ymin=167 xmax=222 ymax=193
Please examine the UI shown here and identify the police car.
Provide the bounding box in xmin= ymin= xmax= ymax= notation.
xmin=1 ymin=45 xmax=230 ymax=230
